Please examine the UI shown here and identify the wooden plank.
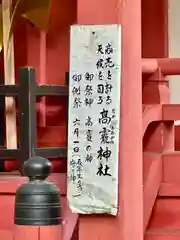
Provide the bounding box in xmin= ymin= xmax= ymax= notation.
xmin=162 ymin=152 xmax=180 ymax=183
xmin=40 ymin=226 xmax=63 ymax=240
xmin=14 ymin=226 xmax=39 ymax=240
xmin=0 ymin=173 xmax=67 ymax=194
xmin=159 ymin=152 xmax=180 ymax=196
xmin=142 ymin=104 xmax=162 ymax=136
xmin=0 ymin=230 xmax=13 ymax=240
xmin=2 ymin=0 xmax=17 ymax=149
xmin=163 ymin=104 xmax=180 ymax=121
xmin=143 ymin=153 xmax=162 ymax=231
xmin=159 ymin=182 xmax=180 ymax=196
xmin=63 ymin=198 xmax=78 ymax=240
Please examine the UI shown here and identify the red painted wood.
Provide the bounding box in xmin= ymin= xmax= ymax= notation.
xmin=0 ymin=0 xmax=75 ymax=169
xmin=142 ymin=0 xmax=172 ymax=238
xmin=142 ymin=0 xmax=168 ymax=58
xmin=1 ymin=0 xmax=178 ymax=239
xmin=40 ymin=226 xmax=63 ymax=240
xmin=162 ymin=104 xmax=180 ymax=120
xmin=76 ymin=2 xmax=122 ymax=239
xmin=0 ymin=225 xmax=64 ymax=240
xmin=0 ymin=174 xmax=67 ymax=232
xmin=162 ymin=153 xmax=180 ymax=184
xmin=145 ymin=198 xmax=180 ymax=239
xmin=142 ymin=58 xmax=180 ymax=75
xmin=0 ymin=2 xmax=78 ymax=240
xmin=0 ymin=192 xmax=78 ymax=240
xmin=142 ymin=105 xmax=162 ymax=135
xmin=159 ymin=182 xmax=180 ymax=197
xmin=143 ymin=153 xmax=162 ymax=231
xmin=2 ymin=126 xmax=67 ymax=172
xmin=63 ymin=200 xmax=78 ymax=240
xmin=77 ymin=0 xmax=143 ymax=239
xmin=0 ymin=230 xmax=13 ymax=240
xmin=145 ymin=233 xmax=180 ymax=240
xmin=14 ymin=226 xmax=39 ymax=240
xmin=3 ymin=159 xmax=66 ymax=173
xmin=175 ymin=126 xmax=180 ymax=150
xmin=14 ymin=225 xmax=63 ymax=240
xmin=0 ymin=173 xmax=66 ymax=195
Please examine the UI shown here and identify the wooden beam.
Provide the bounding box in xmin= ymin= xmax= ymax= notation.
xmin=143 ymin=153 xmax=162 ymax=231
xmin=2 ymin=0 xmax=17 ymax=149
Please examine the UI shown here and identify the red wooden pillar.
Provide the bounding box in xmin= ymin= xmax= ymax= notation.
xmin=13 ymin=156 xmax=63 ymax=240
xmin=142 ymin=0 xmax=174 ymax=234
xmin=77 ymin=0 xmax=143 ymax=239
xmin=142 ymin=0 xmax=168 ymax=58
xmin=142 ymin=0 xmax=173 ymax=166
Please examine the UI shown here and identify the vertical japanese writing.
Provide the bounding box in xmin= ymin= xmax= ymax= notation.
xmin=96 ymin=43 xmax=114 ymax=105
xmin=84 ymin=71 xmax=94 ymax=161
xmin=72 ymin=73 xmax=82 ymax=109
xmin=96 ymin=42 xmax=116 ymax=177
xmin=85 ymin=116 xmax=93 ymax=163
xmin=84 ymin=72 xmax=94 ymax=107
xmin=70 ymin=69 xmax=96 ymax=193
xmin=70 ymin=70 xmax=84 ymax=195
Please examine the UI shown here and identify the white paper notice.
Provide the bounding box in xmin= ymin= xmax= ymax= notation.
xmin=67 ymin=24 xmax=121 ymax=215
